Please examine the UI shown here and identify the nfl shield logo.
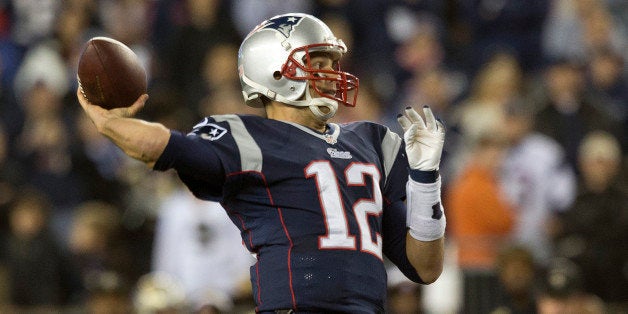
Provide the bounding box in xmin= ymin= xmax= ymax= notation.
xmin=324 ymin=134 xmax=337 ymax=145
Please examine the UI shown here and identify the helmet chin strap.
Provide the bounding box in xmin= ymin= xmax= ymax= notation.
xmin=301 ymin=86 xmax=338 ymax=121
xmin=273 ymin=87 xmax=339 ymax=122
xmin=307 ymin=97 xmax=338 ymax=121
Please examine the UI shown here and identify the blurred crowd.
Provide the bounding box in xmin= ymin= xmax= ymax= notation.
xmin=0 ymin=0 xmax=626 ymax=313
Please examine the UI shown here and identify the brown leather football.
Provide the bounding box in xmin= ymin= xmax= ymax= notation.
xmin=77 ymin=37 xmax=147 ymax=109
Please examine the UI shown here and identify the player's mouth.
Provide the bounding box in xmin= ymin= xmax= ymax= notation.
xmin=320 ymin=88 xmax=337 ymax=96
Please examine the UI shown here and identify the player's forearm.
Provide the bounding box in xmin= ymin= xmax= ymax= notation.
xmin=98 ymin=116 xmax=170 ymax=166
xmin=406 ymin=235 xmax=444 ymax=284
xmin=76 ymin=89 xmax=168 ymax=165
xmin=403 ymin=171 xmax=446 ymax=284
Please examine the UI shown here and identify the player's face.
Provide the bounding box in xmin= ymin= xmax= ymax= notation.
xmin=305 ymin=52 xmax=341 ymax=99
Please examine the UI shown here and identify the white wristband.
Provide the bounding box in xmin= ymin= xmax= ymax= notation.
xmin=406 ymin=176 xmax=446 ymax=241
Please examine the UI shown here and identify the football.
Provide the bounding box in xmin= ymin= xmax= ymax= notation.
xmin=77 ymin=37 xmax=147 ymax=109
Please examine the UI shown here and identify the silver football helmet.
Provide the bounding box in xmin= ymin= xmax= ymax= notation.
xmin=238 ymin=13 xmax=359 ymax=120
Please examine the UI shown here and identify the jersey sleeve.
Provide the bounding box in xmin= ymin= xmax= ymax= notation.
xmin=382 ymin=199 xmax=423 ymax=283
xmin=153 ymin=117 xmax=243 ymax=201
xmin=378 ymin=124 xmax=409 ymax=204
xmin=375 ymin=124 xmax=425 ymax=282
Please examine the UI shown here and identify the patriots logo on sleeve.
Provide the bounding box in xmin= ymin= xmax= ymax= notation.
xmin=260 ymin=15 xmax=303 ymax=38
xmin=190 ymin=118 xmax=228 ymax=141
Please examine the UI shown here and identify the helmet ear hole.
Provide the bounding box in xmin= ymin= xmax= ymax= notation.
xmin=273 ymin=71 xmax=282 ymax=80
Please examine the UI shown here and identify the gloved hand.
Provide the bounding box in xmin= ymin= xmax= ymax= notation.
xmin=397 ymin=106 xmax=445 ymax=171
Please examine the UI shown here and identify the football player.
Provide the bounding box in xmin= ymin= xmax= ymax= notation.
xmin=77 ymin=13 xmax=446 ymax=313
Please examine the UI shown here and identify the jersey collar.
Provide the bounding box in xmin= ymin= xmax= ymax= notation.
xmin=283 ymin=121 xmax=340 ymax=145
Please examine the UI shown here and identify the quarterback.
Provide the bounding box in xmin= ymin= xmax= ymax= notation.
xmin=77 ymin=13 xmax=446 ymax=313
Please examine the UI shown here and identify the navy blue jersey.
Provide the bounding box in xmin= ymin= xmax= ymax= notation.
xmin=154 ymin=115 xmax=421 ymax=312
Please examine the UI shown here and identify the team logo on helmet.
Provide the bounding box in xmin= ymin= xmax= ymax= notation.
xmin=260 ymin=15 xmax=303 ymax=38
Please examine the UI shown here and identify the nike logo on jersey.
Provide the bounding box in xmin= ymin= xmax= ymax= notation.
xmin=327 ymin=148 xmax=352 ymax=159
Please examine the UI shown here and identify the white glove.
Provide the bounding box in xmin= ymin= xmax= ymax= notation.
xmin=397 ymin=106 xmax=445 ymax=171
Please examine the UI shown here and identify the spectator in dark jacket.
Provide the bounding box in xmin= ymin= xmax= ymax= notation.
xmin=552 ymin=131 xmax=628 ymax=312
xmin=0 ymin=189 xmax=82 ymax=310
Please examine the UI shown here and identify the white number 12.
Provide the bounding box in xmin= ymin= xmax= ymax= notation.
xmin=305 ymin=161 xmax=383 ymax=259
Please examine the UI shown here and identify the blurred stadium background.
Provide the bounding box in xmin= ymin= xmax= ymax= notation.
xmin=0 ymin=0 xmax=626 ymax=313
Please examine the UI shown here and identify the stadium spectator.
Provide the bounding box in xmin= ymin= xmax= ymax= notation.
xmin=156 ymin=0 xmax=240 ymax=109
xmin=194 ymin=41 xmax=263 ymax=121
xmin=552 ymin=131 xmax=628 ymax=311
xmin=490 ymin=245 xmax=539 ymax=314
xmin=447 ymin=51 xmax=524 ymax=180
xmin=532 ymin=57 xmax=622 ymax=171
xmin=542 ymin=0 xmax=628 ymax=66
xmin=536 ymin=258 xmax=605 ymax=314
xmin=0 ymin=188 xmax=82 ymax=311
xmin=12 ymin=55 xmax=82 ymax=243
xmin=5 ymin=0 xmax=61 ymax=52
xmin=453 ymin=0 xmax=550 ymax=74
xmin=71 ymin=112 xmax=129 ymax=208
xmin=152 ymin=177 xmax=255 ymax=312
xmin=584 ymin=49 xmax=628 ymax=152
xmin=498 ymin=99 xmax=576 ymax=265
xmin=67 ymin=200 xmax=149 ymax=293
xmin=446 ymin=131 xmax=515 ymax=314
xmin=585 ymin=49 xmax=628 ymax=120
